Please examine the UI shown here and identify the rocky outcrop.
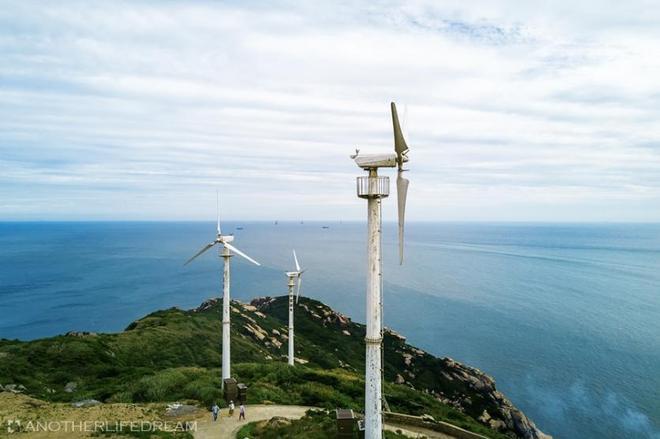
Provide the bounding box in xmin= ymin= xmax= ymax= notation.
xmin=165 ymin=403 xmax=199 ymax=417
xmin=65 ymin=331 xmax=97 ymax=337
xmin=244 ymin=323 xmax=268 ymax=341
xmin=250 ymin=296 xmax=276 ymax=309
xmin=427 ymin=358 xmax=550 ymax=439
xmin=64 ymin=382 xmax=77 ymax=393
xmin=71 ymin=399 xmax=101 ymax=408
xmin=193 ymin=298 xmax=220 ymax=313
xmin=1 ymin=384 xmax=27 ymax=394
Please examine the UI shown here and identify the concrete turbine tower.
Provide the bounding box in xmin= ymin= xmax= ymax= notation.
xmin=184 ymin=193 xmax=261 ymax=389
xmin=350 ymin=102 xmax=410 ymax=439
xmin=285 ymin=250 xmax=305 ymax=366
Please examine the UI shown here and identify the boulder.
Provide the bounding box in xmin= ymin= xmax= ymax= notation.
xmin=165 ymin=403 xmax=198 ymax=417
xmin=265 ymin=416 xmax=291 ymax=428
xmin=71 ymin=399 xmax=101 ymax=408
xmin=4 ymin=384 xmax=25 ymax=393
xmin=490 ymin=418 xmax=506 ymax=430
xmin=64 ymin=382 xmax=77 ymax=393
xmin=244 ymin=323 xmax=268 ymax=341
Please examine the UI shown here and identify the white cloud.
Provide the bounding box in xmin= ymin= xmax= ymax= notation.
xmin=0 ymin=0 xmax=659 ymax=221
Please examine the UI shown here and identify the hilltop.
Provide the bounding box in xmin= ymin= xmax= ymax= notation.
xmin=0 ymin=296 xmax=549 ymax=439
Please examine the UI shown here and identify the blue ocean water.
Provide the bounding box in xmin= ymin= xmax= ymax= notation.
xmin=0 ymin=221 xmax=658 ymax=439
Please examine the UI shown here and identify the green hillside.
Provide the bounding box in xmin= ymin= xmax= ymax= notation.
xmin=0 ymin=296 xmax=546 ymax=439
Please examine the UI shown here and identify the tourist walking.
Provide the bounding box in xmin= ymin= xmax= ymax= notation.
xmin=239 ymin=403 xmax=246 ymax=420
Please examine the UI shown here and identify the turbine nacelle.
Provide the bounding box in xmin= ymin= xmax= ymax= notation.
xmin=352 ymin=152 xmax=399 ymax=169
xmin=218 ymin=234 xmax=234 ymax=243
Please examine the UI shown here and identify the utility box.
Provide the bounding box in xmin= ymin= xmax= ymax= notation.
xmin=336 ymin=409 xmax=356 ymax=438
xmin=223 ymin=378 xmax=238 ymax=404
xmin=356 ymin=419 xmax=365 ymax=439
xmin=237 ymin=383 xmax=248 ymax=404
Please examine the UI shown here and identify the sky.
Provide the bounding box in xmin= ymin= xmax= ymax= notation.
xmin=1 ymin=0 xmax=659 ymax=222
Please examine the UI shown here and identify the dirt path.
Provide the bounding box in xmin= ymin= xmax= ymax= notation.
xmin=193 ymin=404 xmax=457 ymax=439
xmin=193 ymin=404 xmax=311 ymax=439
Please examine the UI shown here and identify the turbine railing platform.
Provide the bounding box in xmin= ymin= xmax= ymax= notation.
xmin=357 ymin=175 xmax=389 ymax=199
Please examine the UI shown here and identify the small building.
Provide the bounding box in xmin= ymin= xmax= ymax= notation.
xmin=336 ymin=408 xmax=357 ymax=438
xmin=223 ymin=378 xmax=238 ymax=404
xmin=237 ymin=383 xmax=248 ymax=404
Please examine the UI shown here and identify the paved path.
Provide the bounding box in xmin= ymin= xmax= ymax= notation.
xmin=193 ymin=404 xmax=458 ymax=439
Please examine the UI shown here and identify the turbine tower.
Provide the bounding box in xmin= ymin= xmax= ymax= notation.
xmin=350 ymin=102 xmax=410 ymax=439
xmin=184 ymin=196 xmax=261 ymax=388
xmin=285 ymin=250 xmax=305 ymax=366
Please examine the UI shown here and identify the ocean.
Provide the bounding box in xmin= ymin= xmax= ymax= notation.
xmin=0 ymin=221 xmax=658 ymax=439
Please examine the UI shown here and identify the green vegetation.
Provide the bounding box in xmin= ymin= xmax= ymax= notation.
xmin=0 ymin=297 xmax=513 ymax=438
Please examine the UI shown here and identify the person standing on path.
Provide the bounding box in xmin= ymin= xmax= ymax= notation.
xmin=211 ymin=402 xmax=220 ymax=422
xmin=228 ymin=400 xmax=235 ymax=416
xmin=239 ymin=403 xmax=246 ymax=421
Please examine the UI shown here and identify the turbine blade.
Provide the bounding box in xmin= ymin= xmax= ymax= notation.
xmin=397 ymin=170 xmax=409 ymax=265
xmin=391 ymin=102 xmax=409 ymax=166
xmin=184 ymin=241 xmax=217 ymax=266
xmin=216 ymin=189 xmax=221 ymax=235
xmin=296 ymin=275 xmax=302 ymax=304
xmin=293 ymin=249 xmax=301 ymax=272
xmin=224 ymin=242 xmax=261 ymax=266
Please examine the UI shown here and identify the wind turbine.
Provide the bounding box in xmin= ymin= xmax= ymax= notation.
xmin=350 ymin=102 xmax=410 ymax=439
xmin=184 ymin=195 xmax=261 ymax=389
xmin=285 ymin=250 xmax=305 ymax=366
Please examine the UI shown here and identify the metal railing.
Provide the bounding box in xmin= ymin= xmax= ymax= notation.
xmin=357 ymin=176 xmax=389 ymax=199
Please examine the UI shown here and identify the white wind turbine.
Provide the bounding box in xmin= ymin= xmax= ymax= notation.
xmin=285 ymin=250 xmax=305 ymax=366
xmin=350 ymin=102 xmax=410 ymax=439
xmin=184 ymin=194 xmax=261 ymax=389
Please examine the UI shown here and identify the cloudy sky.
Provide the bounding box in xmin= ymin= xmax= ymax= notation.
xmin=1 ymin=0 xmax=659 ymax=221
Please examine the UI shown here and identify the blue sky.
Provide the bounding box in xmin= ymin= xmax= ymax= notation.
xmin=1 ymin=1 xmax=659 ymax=221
